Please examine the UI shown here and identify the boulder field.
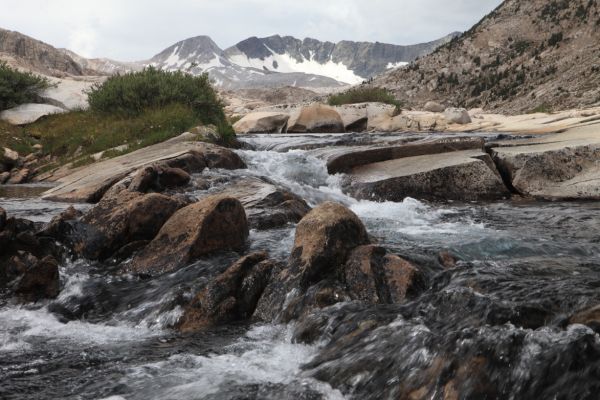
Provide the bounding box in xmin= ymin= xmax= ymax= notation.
xmin=233 ymin=102 xmax=473 ymax=134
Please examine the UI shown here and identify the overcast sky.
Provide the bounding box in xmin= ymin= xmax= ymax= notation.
xmin=0 ymin=0 xmax=502 ymax=61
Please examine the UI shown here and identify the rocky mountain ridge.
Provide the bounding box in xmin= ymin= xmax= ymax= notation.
xmin=375 ymin=0 xmax=600 ymax=113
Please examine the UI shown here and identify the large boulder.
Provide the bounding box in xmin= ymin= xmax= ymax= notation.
xmin=178 ymin=252 xmax=275 ymax=332
xmin=344 ymin=245 xmax=426 ymax=304
xmin=0 ymin=103 xmax=66 ymax=125
xmin=70 ymin=191 xmax=185 ymax=260
xmin=233 ymin=112 xmax=290 ymax=134
xmin=334 ymin=104 xmax=370 ymax=132
xmin=345 ymin=150 xmax=510 ymax=201
xmin=255 ymin=202 xmax=369 ymax=321
xmin=129 ymin=195 xmax=249 ymax=275
xmin=367 ymin=113 xmax=419 ymax=132
xmin=2 ymin=147 xmax=20 ymax=167
xmin=128 ymin=165 xmax=191 ymax=193
xmin=11 ymin=255 xmax=60 ymax=302
xmin=214 ymin=177 xmax=311 ymax=230
xmin=490 ymin=139 xmax=600 ymax=200
xmin=444 ymin=107 xmax=472 ymax=124
xmin=287 ymin=104 xmax=345 ymax=133
xmin=424 ymin=101 xmax=445 ymax=113
xmin=7 ymin=168 xmax=31 ymax=184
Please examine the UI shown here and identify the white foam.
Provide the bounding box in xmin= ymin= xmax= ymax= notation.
xmin=120 ymin=324 xmax=344 ymax=399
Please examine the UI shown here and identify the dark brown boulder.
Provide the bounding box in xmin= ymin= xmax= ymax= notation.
xmin=128 ymin=165 xmax=191 ymax=193
xmin=255 ymin=202 xmax=369 ymax=322
xmin=12 ymin=255 xmax=60 ymax=302
xmin=344 ymin=245 xmax=426 ymax=304
xmin=568 ymin=305 xmax=600 ymax=332
xmin=289 ymin=201 xmax=369 ymax=288
xmin=178 ymin=252 xmax=275 ymax=332
xmin=129 ymin=195 xmax=249 ymax=275
xmin=73 ymin=191 xmax=184 ymax=260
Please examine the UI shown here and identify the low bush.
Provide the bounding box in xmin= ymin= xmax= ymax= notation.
xmin=87 ymin=67 xmax=226 ymax=125
xmin=0 ymin=62 xmax=50 ymax=110
xmin=327 ymin=87 xmax=402 ymax=112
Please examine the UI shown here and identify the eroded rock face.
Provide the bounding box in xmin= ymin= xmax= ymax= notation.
xmin=344 ymin=245 xmax=426 ymax=304
xmin=287 ymin=104 xmax=345 ymax=133
xmin=129 ymin=195 xmax=249 ymax=275
xmin=70 ymin=191 xmax=185 ymax=260
xmin=490 ymin=142 xmax=600 ymax=200
xmin=255 ymin=202 xmax=370 ymax=321
xmin=178 ymin=252 xmax=275 ymax=332
xmin=233 ymin=112 xmax=290 ymax=134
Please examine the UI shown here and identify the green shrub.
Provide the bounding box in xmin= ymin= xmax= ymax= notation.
xmin=87 ymin=67 xmax=226 ymax=125
xmin=0 ymin=62 xmax=50 ymax=110
xmin=327 ymin=87 xmax=402 ymax=112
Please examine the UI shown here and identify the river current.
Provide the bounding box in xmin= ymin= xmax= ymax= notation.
xmin=1 ymin=133 xmax=599 ymax=399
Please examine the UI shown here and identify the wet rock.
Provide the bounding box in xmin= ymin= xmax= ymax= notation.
xmin=12 ymin=255 xmax=60 ymax=302
xmin=255 ymin=202 xmax=369 ymax=321
xmin=128 ymin=165 xmax=191 ymax=193
xmin=490 ymin=140 xmax=600 ymax=200
xmin=233 ymin=112 xmax=290 ymax=134
xmin=38 ymin=205 xmax=83 ymax=240
xmin=424 ymin=101 xmax=445 ymax=113
xmin=71 ymin=191 xmax=185 ymax=260
xmin=0 ymin=207 xmax=6 ymax=230
xmin=215 ymin=177 xmax=311 ymax=230
xmin=438 ymin=251 xmax=459 ymax=269
xmin=327 ymin=137 xmax=485 ymax=174
xmin=344 ymin=245 xmax=426 ymax=304
xmin=178 ymin=252 xmax=275 ymax=332
xmin=444 ymin=107 xmax=472 ymax=124
xmin=568 ymin=305 xmax=600 ymax=332
xmin=129 ymin=195 xmax=249 ymax=275
xmin=287 ymin=104 xmax=345 ymax=133
xmin=345 ymin=150 xmax=510 ymax=201
xmin=7 ymin=168 xmax=30 ymax=184
xmin=42 ymin=141 xmax=246 ymax=203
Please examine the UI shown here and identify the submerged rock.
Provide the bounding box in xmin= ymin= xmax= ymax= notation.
xmin=129 ymin=195 xmax=249 ymax=275
xmin=344 ymin=245 xmax=426 ymax=304
xmin=178 ymin=252 xmax=275 ymax=332
xmin=287 ymin=104 xmax=345 ymax=133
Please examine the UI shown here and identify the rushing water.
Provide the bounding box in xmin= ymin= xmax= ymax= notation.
xmin=1 ymin=133 xmax=600 ymax=399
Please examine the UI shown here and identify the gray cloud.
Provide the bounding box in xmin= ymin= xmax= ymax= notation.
xmin=0 ymin=0 xmax=502 ymax=61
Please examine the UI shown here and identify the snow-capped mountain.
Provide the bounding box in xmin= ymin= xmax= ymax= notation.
xmin=148 ymin=33 xmax=459 ymax=89
xmin=148 ymin=36 xmax=344 ymax=89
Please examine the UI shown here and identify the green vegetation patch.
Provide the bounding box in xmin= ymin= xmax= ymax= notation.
xmin=327 ymin=87 xmax=403 ymax=112
xmin=0 ymin=62 xmax=50 ymax=110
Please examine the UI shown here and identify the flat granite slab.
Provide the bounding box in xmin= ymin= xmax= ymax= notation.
xmin=42 ymin=137 xmax=231 ymax=203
